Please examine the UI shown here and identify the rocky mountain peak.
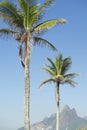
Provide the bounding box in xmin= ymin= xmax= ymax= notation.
xmin=18 ymin=105 xmax=87 ymax=130
xmin=61 ymin=105 xmax=77 ymax=118
xmin=62 ymin=105 xmax=70 ymax=111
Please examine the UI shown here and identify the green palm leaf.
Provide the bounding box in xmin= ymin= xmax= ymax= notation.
xmin=39 ymin=78 xmax=55 ymax=88
xmin=0 ymin=28 xmax=17 ymax=38
xmin=41 ymin=68 xmax=55 ymax=76
xmin=63 ymin=73 xmax=79 ymax=79
xmin=61 ymin=57 xmax=72 ymax=75
xmin=54 ymin=54 xmax=63 ymax=75
xmin=63 ymin=79 xmax=78 ymax=87
xmin=46 ymin=57 xmax=57 ymax=75
xmin=28 ymin=4 xmax=40 ymax=27
xmin=0 ymin=1 xmax=23 ymax=28
xmin=33 ymin=37 xmax=57 ymax=50
xmin=32 ymin=19 xmax=66 ymax=33
xmin=39 ymin=0 xmax=54 ymax=14
xmin=18 ymin=0 xmax=27 ymax=13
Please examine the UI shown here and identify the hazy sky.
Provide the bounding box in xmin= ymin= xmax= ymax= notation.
xmin=0 ymin=0 xmax=87 ymax=130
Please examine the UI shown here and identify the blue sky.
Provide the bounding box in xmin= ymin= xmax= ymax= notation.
xmin=0 ymin=0 xmax=87 ymax=130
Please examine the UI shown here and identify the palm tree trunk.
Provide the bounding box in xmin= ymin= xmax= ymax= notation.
xmin=55 ymin=83 xmax=60 ymax=130
xmin=24 ymin=64 xmax=30 ymax=130
xmin=24 ymin=33 xmax=31 ymax=130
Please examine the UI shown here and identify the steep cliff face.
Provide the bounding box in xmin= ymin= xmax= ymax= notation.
xmin=18 ymin=105 xmax=87 ymax=130
xmin=60 ymin=105 xmax=77 ymax=130
xmin=60 ymin=105 xmax=87 ymax=130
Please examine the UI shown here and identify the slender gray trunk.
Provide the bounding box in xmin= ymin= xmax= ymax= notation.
xmin=24 ymin=64 xmax=30 ymax=130
xmin=55 ymin=82 xmax=60 ymax=130
xmin=24 ymin=33 xmax=31 ymax=130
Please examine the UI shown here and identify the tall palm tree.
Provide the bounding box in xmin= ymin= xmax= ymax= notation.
xmin=0 ymin=0 xmax=66 ymax=130
xmin=39 ymin=54 xmax=78 ymax=130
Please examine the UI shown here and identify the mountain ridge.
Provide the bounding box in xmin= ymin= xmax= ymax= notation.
xmin=18 ymin=105 xmax=87 ymax=130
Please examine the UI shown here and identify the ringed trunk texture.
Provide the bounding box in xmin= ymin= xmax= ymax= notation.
xmin=24 ymin=33 xmax=31 ymax=130
xmin=24 ymin=64 xmax=30 ymax=130
xmin=55 ymin=83 xmax=60 ymax=130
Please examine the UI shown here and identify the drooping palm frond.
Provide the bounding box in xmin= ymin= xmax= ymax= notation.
xmin=32 ymin=19 xmax=66 ymax=33
xmin=0 ymin=1 xmax=23 ymax=29
xmin=62 ymin=79 xmax=78 ymax=87
xmin=33 ymin=37 xmax=57 ymax=50
xmin=63 ymin=73 xmax=79 ymax=79
xmin=0 ymin=29 xmax=26 ymax=45
xmin=39 ymin=78 xmax=55 ymax=88
xmin=0 ymin=28 xmax=17 ymax=38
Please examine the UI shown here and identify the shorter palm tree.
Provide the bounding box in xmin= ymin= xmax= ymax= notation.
xmin=39 ymin=54 xmax=79 ymax=130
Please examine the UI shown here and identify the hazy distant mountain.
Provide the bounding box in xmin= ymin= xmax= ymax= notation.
xmin=18 ymin=105 xmax=87 ymax=130
xmin=84 ymin=116 xmax=87 ymax=120
xmin=60 ymin=105 xmax=87 ymax=130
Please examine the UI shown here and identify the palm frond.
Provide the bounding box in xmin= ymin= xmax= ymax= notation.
xmin=47 ymin=57 xmax=57 ymax=75
xmin=45 ymin=64 xmax=55 ymax=72
xmin=39 ymin=78 xmax=55 ymax=89
xmin=45 ymin=58 xmax=58 ymax=76
xmin=0 ymin=28 xmax=17 ymax=38
xmin=39 ymin=0 xmax=54 ymax=14
xmin=63 ymin=73 xmax=79 ymax=79
xmin=18 ymin=0 xmax=39 ymax=29
xmin=18 ymin=0 xmax=27 ymax=13
xmin=19 ymin=1 xmax=40 ymax=30
xmin=32 ymin=19 xmax=66 ymax=33
xmin=0 ymin=1 xmax=23 ymax=28
xmin=54 ymin=54 xmax=63 ymax=75
xmin=41 ymin=68 xmax=55 ymax=77
xmin=61 ymin=57 xmax=72 ymax=75
xmin=28 ymin=4 xmax=40 ymax=27
xmin=27 ymin=0 xmax=37 ymax=6
xmin=33 ymin=37 xmax=57 ymax=51
xmin=18 ymin=0 xmax=30 ymax=29
xmin=63 ymin=79 xmax=78 ymax=87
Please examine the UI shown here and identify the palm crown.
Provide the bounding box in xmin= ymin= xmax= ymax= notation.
xmin=39 ymin=54 xmax=78 ymax=88
xmin=0 ymin=0 xmax=66 ymax=67
xmin=0 ymin=0 xmax=66 ymax=57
